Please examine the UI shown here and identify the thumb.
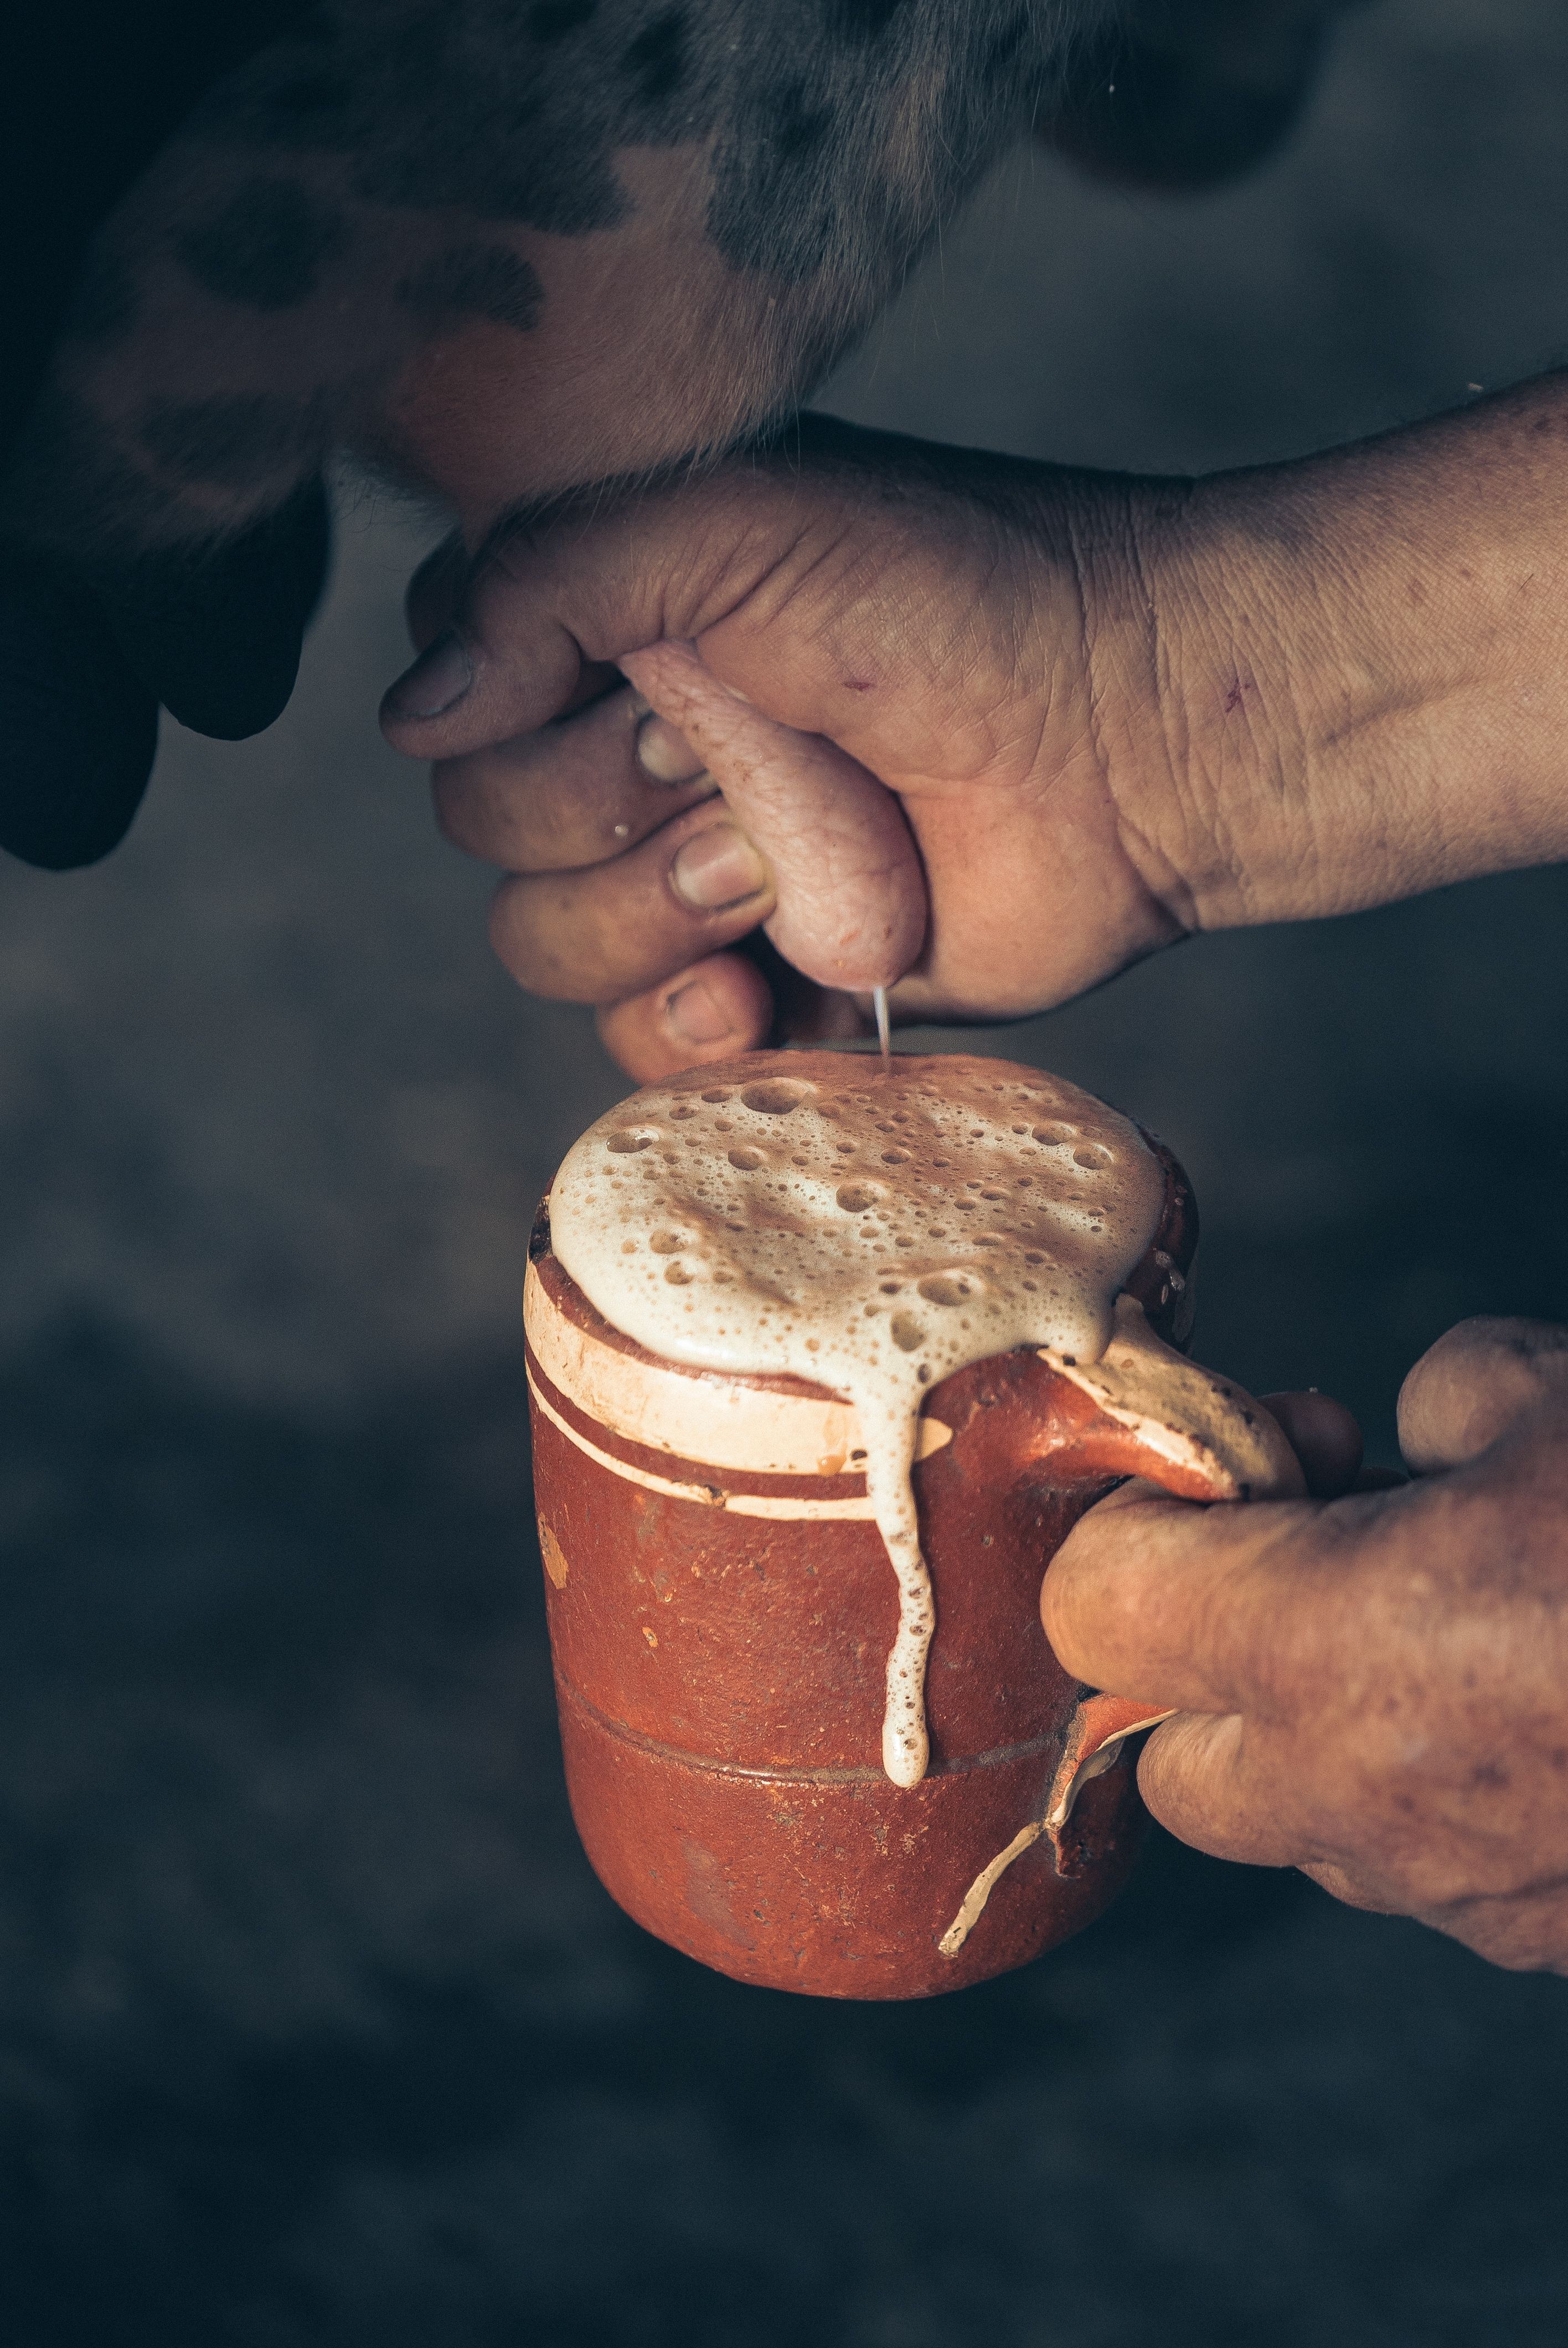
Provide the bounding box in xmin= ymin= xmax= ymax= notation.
xmin=379 ymin=464 xmax=829 ymax=751
xmin=619 ymin=641 xmax=926 ymax=996
xmin=1397 ymin=1315 xmax=1568 ymax=1473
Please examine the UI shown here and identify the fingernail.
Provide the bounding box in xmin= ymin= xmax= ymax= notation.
xmin=669 ymin=823 xmax=769 ymax=912
xmin=384 ymin=627 xmax=472 ymax=720
xmin=637 ymin=713 xmax=705 ymax=785
xmin=664 ymin=980 xmax=735 ymax=1045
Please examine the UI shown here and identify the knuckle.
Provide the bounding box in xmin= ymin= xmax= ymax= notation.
xmin=1134 ymin=1717 xmax=1230 ymax=1839
xmin=466 ymin=532 xmax=549 ymax=647
xmin=488 ymin=878 xmax=573 ymax=997
xmin=490 ymin=871 xmax=663 ymax=1006
xmin=1038 ymin=1535 xmax=1110 ymax=1664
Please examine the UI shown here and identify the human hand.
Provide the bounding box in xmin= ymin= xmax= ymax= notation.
xmin=1042 ymin=1318 xmax=1568 ymax=1973
xmin=382 ymin=385 xmax=1568 ymax=1080
xmin=382 ymin=415 xmax=1200 ymax=1073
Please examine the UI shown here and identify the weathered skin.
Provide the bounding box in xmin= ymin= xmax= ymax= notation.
xmin=1045 ymin=1320 xmax=1568 ymax=1976
xmin=19 ymin=3 xmax=1567 ymax=1984
xmin=383 ymin=378 xmax=1568 ymax=1076
xmin=378 ymin=333 xmax=1568 ymax=1984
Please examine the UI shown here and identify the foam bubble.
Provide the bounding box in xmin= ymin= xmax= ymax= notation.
xmin=550 ymin=1053 xmax=1165 ymax=1788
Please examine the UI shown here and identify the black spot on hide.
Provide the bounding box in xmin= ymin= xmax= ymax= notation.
xmin=78 ymin=0 xmax=1092 ymax=362
xmin=344 ymin=8 xmax=628 ymax=233
xmin=622 ymin=10 xmax=687 ymax=105
xmin=176 ymin=177 xmax=342 ymax=310
xmin=398 ymin=245 xmax=544 ymax=333
xmin=698 ymin=1 xmax=1069 ymax=283
xmin=221 ymin=0 xmax=1056 ymax=258
xmin=706 ymin=71 xmax=850 ymax=283
xmin=773 ymin=85 xmax=833 ymax=162
xmin=987 ymin=10 xmax=1029 ymax=72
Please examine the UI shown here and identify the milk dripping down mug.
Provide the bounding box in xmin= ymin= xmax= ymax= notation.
xmin=525 ymin=1052 xmax=1300 ymax=1999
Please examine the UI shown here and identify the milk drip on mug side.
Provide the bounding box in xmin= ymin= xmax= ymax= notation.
xmin=548 ymin=1053 xmax=1167 ymax=1789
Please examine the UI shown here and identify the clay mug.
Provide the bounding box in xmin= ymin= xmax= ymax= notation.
xmin=525 ymin=1134 xmax=1299 ymax=2000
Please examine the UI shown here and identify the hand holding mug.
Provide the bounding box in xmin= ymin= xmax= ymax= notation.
xmin=1044 ymin=1317 xmax=1568 ymax=1974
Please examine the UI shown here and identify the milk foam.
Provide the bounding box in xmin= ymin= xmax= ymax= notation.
xmin=548 ymin=1053 xmax=1165 ymax=1789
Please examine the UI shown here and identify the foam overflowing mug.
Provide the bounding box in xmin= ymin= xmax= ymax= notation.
xmin=525 ymin=1052 xmax=1300 ymax=1999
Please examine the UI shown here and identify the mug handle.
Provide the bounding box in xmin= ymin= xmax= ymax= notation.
xmin=1033 ymin=1296 xmax=1305 ymax=1841
xmin=1036 ymin=1293 xmax=1304 ymax=1840
xmin=1044 ymin=1692 xmax=1175 ymax=1836
xmin=937 ymin=1303 xmax=1303 ymax=1956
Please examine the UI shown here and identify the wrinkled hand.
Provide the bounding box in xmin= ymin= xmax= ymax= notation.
xmin=380 ymin=416 xmax=1205 ymax=1076
xmin=382 ymin=387 xmax=1568 ymax=1080
xmin=1043 ymin=1317 xmax=1568 ymax=1973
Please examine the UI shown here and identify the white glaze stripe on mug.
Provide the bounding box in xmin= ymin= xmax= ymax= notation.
xmin=528 ymin=1369 xmax=887 ymax=1520
xmin=527 ymin=1260 xmax=953 ymax=1477
xmin=548 ymin=1056 xmax=1169 ymax=1790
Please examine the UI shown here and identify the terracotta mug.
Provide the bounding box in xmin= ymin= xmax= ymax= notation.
xmin=525 ymin=1136 xmax=1298 ymax=1999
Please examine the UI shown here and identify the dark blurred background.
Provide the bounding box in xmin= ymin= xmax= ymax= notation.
xmin=4 ymin=1 xmax=1568 ymax=2339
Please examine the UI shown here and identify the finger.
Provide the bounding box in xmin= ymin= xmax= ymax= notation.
xmin=488 ymin=797 xmax=774 ymax=1005
xmin=1135 ymin=1712 xmax=1308 ymax=1868
xmin=752 ymin=933 xmax=877 ymax=1048
xmin=379 ymin=476 xmax=803 ymax=751
xmin=433 ymin=683 xmax=717 ymax=872
xmin=1398 ymin=1316 xmax=1568 ymax=1472
xmin=634 ymin=710 xmax=706 ymax=786
xmin=0 ymin=543 xmax=159 ymax=869
xmin=1257 ymin=1390 xmax=1364 ymax=1497
xmin=1040 ymin=1486 xmax=1324 ymax=1718
xmin=596 ymin=950 xmax=776 ymax=1080
xmin=593 ymin=939 xmax=879 ymax=1082
xmin=620 ymin=641 xmax=927 ymax=995
xmin=399 ymin=533 xmax=624 ymax=713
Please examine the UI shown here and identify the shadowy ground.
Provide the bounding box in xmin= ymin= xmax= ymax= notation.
xmin=3 ymin=2 xmax=1568 ymax=2339
xmin=2 ymin=1327 xmax=1567 ymax=2348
